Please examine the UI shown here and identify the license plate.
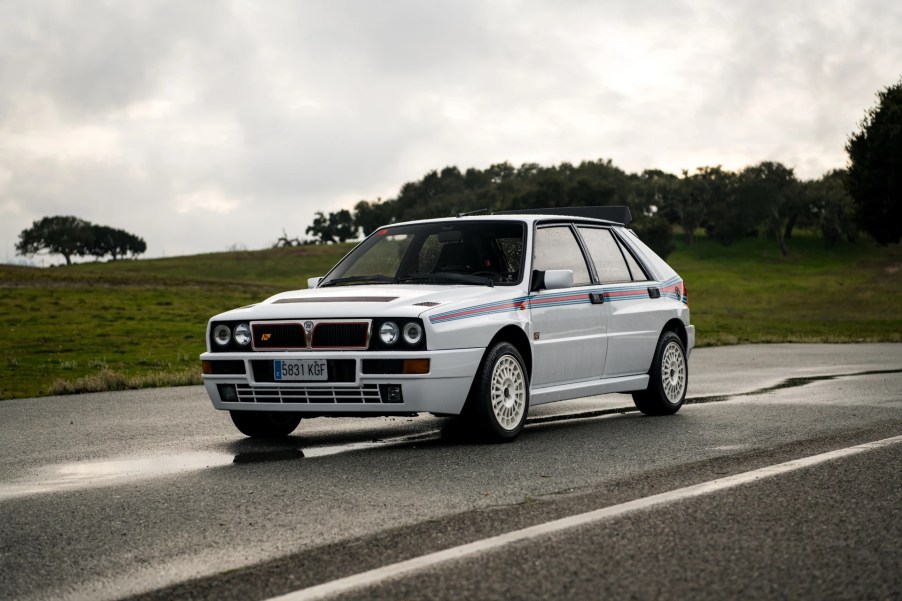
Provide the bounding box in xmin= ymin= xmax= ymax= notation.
xmin=274 ymin=359 xmax=328 ymax=381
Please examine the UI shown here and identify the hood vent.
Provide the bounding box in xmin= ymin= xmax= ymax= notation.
xmin=413 ymin=301 xmax=441 ymax=307
xmin=274 ymin=296 xmax=398 ymax=304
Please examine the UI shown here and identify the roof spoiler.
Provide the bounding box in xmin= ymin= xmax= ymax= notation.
xmin=495 ymin=206 xmax=632 ymax=226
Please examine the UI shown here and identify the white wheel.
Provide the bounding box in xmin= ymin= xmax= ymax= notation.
xmin=632 ymin=331 xmax=687 ymax=415
xmin=661 ymin=340 xmax=687 ymax=402
xmin=467 ymin=341 xmax=530 ymax=441
xmin=490 ymin=355 xmax=527 ymax=431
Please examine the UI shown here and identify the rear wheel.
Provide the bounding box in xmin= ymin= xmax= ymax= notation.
xmin=466 ymin=342 xmax=529 ymax=442
xmin=632 ymin=331 xmax=687 ymax=415
xmin=229 ymin=411 xmax=301 ymax=438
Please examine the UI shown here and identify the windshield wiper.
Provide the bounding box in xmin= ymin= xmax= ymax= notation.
xmin=320 ymin=275 xmax=399 ymax=287
xmin=401 ymin=272 xmax=494 ymax=287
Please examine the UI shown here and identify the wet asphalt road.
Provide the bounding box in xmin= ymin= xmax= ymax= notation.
xmin=0 ymin=344 xmax=900 ymax=601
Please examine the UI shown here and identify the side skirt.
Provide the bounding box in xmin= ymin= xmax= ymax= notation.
xmin=530 ymin=375 xmax=649 ymax=406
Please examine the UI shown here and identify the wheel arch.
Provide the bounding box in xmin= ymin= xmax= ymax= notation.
xmin=486 ymin=325 xmax=533 ymax=379
xmin=662 ymin=317 xmax=688 ymax=350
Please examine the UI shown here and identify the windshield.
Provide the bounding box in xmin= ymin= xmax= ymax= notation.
xmin=320 ymin=220 xmax=526 ymax=287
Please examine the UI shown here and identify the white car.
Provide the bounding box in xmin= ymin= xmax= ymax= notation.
xmin=201 ymin=207 xmax=694 ymax=442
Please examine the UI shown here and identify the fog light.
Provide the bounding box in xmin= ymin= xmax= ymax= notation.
xmin=217 ymin=384 xmax=239 ymax=402
xmin=380 ymin=384 xmax=403 ymax=403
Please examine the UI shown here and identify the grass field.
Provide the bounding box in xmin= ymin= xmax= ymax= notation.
xmin=1 ymin=234 xmax=899 ymax=400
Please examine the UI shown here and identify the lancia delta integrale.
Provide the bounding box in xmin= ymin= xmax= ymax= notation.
xmin=201 ymin=207 xmax=694 ymax=442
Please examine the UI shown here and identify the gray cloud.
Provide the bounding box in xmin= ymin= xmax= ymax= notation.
xmin=1 ymin=0 xmax=900 ymax=261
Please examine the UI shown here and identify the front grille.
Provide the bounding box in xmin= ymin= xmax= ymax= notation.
xmin=252 ymin=323 xmax=306 ymax=349
xmin=312 ymin=322 xmax=369 ymax=349
xmin=250 ymin=359 xmax=356 ymax=383
xmin=232 ymin=383 xmax=383 ymax=404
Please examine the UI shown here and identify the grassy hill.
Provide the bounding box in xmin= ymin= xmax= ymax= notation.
xmin=1 ymin=236 xmax=899 ymax=400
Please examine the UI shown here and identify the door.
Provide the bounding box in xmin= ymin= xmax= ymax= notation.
xmin=528 ymin=225 xmax=609 ymax=387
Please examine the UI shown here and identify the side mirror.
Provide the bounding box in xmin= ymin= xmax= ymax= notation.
xmin=542 ymin=270 xmax=573 ymax=290
xmin=307 ymin=277 xmax=322 ymax=289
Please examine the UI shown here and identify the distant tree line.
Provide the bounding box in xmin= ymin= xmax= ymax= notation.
xmin=301 ymin=78 xmax=901 ymax=258
xmin=16 ymin=216 xmax=147 ymax=265
xmin=300 ymin=160 xmax=856 ymax=259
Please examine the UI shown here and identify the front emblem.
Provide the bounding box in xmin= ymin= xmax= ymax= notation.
xmin=261 ymin=333 xmax=272 ymax=341
xmin=304 ymin=321 xmax=315 ymax=334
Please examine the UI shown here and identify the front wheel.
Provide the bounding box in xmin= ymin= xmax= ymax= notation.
xmin=466 ymin=342 xmax=529 ymax=442
xmin=632 ymin=331 xmax=687 ymax=415
xmin=230 ymin=411 xmax=301 ymax=438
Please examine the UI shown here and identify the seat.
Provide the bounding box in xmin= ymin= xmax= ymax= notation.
xmin=433 ymin=242 xmax=481 ymax=273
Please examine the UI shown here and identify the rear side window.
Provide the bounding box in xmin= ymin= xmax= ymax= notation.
xmin=533 ymin=226 xmax=591 ymax=286
xmin=578 ymin=227 xmax=632 ymax=284
xmin=618 ymin=237 xmax=649 ymax=281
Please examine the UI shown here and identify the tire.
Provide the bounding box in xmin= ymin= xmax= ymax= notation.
xmin=632 ymin=331 xmax=687 ymax=415
xmin=465 ymin=342 xmax=530 ymax=442
xmin=230 ymin=411 xmax=301 ymax=438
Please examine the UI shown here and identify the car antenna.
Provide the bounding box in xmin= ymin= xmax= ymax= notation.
xmin=456 ymin=208 xmax=488 ymax=218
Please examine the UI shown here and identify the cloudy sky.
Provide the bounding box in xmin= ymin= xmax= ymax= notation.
xmin=1 ymin=0 xmax=900 ymax=261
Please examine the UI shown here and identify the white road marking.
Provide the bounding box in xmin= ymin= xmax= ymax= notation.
xmin=266 ymin=434 xmax=902 ymax=601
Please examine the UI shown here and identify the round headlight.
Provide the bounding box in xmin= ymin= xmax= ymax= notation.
xmin=379 ymin=321 xmax=400 ymax=345
xmin=213 ymin=324 xmax=231 ymax=347
xmin=402 ymin=322 xmax=423 ymax=345
xmin=233 ymin=323 xmax=251 ymax=346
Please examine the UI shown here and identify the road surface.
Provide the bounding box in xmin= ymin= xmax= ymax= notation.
xmin=0 ymin=344 xmax=900 ymax=600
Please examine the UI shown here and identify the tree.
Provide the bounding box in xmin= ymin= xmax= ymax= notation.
xmin=305 ymin=210 xmax=359 ymax=244
xmin=330 ymin=209 xmax=357 ymax=242
xmin=846 ymin=79 xmax=902 ymax=245
xmin=738 ymin=162 xmax=800 ymax=256
xmin=804 ymin=170 xmax=859 ymax=248
xmin=632 ymin=215 xmax=676 ymax=260
xmin=16 ymin=216 xmax=146 ymax=264
xmin=353 ymin=199 xmax=394 ymax=237
xmin=305 ymin=211 xmax=334 ymax=244
xmin=15 ymin=216 xmax=93 ymax=265
xmin=86 ymin=225 xmax=147 ymax=260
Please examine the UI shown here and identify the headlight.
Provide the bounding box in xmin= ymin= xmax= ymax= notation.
xmin=213 ymin=324 xmax=231 ymax=347
xmin=233 ymin=323 xmax=251 ymax=346
xmin=402 ymin=322 xmax=423 ymax=345
xmin=379 ymin=321 xmax=400 ymax=345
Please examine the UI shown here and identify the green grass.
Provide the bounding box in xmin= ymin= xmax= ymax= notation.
xmin=0 ymin=245 xmax=354 ymax=400
xmin=668 ymin=232 xmax=902 ymax=345
xmin=0 ymin=235 xmax=899 ymax=400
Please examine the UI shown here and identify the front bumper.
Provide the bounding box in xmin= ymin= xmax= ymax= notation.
xmin=200 ymin=347 xmax=485 ymax=415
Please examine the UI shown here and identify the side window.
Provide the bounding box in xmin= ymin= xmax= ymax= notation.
xmin=617 ymin=238 xmax=649 ymax=281
xmin=578 ymin=227 xmax=632 ymax=284
xmin=533 ymin=226 xmax=591 ymax=286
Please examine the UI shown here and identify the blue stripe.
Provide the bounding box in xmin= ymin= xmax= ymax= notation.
xmin=429 ymin=277 xmax=686 ymax=323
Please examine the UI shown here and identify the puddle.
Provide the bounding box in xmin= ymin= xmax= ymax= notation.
xmin=0 ymin=452 xmax=233 ymax=501
xmin=685 ymin=368 xmax=902 ymax=406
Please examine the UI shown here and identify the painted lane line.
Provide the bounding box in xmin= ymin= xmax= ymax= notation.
xmin=266 ymin=434 xmax=902 ymax=601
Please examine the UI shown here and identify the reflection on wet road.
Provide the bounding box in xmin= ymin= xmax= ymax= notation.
xmin=3 ymin=368 xmax=897 ymax=501
xmin=0 ymin=452 xmax=233 ymax=501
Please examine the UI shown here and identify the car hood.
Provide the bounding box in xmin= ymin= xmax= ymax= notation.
xmin=211 ymin=284 xmax=524 ymax=321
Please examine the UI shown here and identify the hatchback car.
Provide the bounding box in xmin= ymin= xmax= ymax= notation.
xmin=201 ymin=206 xmax=694 ymax=441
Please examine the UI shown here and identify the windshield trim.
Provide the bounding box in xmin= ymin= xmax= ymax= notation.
xmin=318 ymin=219 xmax=528 ymax=288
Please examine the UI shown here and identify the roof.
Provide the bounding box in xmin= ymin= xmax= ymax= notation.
xmin=494 ymin=206 xmax=632 ymax=226
xmin=384 ymin=206 xmax=633 ymax=230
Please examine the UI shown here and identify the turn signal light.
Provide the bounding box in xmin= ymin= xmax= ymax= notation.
xmin=402 ymin=359 xmax=430 ymax=374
